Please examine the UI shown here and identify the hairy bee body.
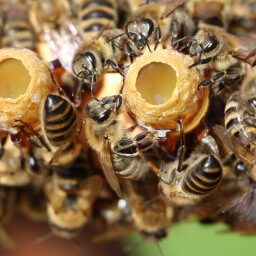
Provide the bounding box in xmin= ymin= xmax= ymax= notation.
xmin=111 ymin=131 xmax=158 ymax=180
xmin=125 ymin=1 xmax=195 ymax=52
xmin=40 ymin=94 xmax=81 ymax=167
xmin=183 ymin=23 xmax=247 ymax=93
xmin=85 ymin=95 xmax=125 ymax=152
xmin=42 ymin=95 xmax=78 ymax=147
xmin=72 ymin=28 xmax=136 ymax=87
xmin=86 ymin=96 xmax=160 ymax=182
xmin=212 ymin=71 xmax=256 ymax=175
xmin=225 ymin=91 xmax=256 ymax=144
xmin=70 ymin=0 xmax=118 ymax=36
xmin=224 ymin=92 xmax=256 ymax=152
xmin=2 ymin=3 xmax=35 ymax=50
xmin=160 ymin=153 xmax=222 ymax=205
xmin=159 ymin=134 xmax=223 ymax=205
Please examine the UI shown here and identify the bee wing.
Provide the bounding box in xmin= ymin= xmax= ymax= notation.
xmin=100 ymin=139 xmax=122 ymax=197
xmin=213 ymin=125 xmax=255 ymax=166
xmin=44 ymin=19 xmax=82 ymax=73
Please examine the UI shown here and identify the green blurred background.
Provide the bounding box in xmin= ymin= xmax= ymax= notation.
xmin=125 ymin=222 xmax=256 ymax=256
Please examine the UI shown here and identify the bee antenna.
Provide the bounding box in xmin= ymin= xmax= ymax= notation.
xmin=33 ymin=232 xmax=53 ymax=245
xmin=106 ymin=33 xmax=126 ymax=44
xmin=156 ymin=241 xmax=166 ymax=256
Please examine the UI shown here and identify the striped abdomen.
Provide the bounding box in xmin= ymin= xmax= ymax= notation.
xmin=113 ymin=136 xmax=148 ymax=180
xmin=43 ymin=95 xmax=77 ymax=147
xmin=225 ymin=91 xmax=256 ymax=147
xmin=182 ymin=155 xmax=222 ymax=196
xmin=224 ymin=91 xmax=242 ymax=134
xmin=2 ymin=21 xmax=35 ymax=50
xmin=77 ymin=0 xmax=118 ymax=35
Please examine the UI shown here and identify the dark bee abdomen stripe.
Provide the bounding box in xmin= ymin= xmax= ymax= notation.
xmin=44 ymin=95 xmax=77 ymax=147
xmin=78 ymin=0 xmax=117 ymax=35
xmin=82 ymin=0 xmax=113 ymax=9
xmin=82 ymin=10 xmax=114 ymax=20
xmin=183 ymin=156 xmax=222 ymax=196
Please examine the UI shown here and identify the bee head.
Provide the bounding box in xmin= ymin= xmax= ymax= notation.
xmin=72 ymin=52 xmax=97 ymax=84
xmin=86 ymin=95 xmax=122 ymax=123
xmin=126 ymin=18 xmax=154 ymax=51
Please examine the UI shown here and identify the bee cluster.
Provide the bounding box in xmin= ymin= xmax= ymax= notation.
xmin=0 ymin=0 xmax=256 ymax=249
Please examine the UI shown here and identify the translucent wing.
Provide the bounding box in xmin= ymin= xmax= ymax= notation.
xmin=213 ymin=125 xmax=255 ymax=167
xmin=100 ymin=139 xmax=122 ymax=197
xmin=44 ymin=20 xmax=82 ymax=73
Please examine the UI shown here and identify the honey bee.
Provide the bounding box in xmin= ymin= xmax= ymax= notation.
xmin=180 ymin=23 xmax=254 ymax=94
xmin=159 ymin=129 xmax=223 ymax=206
xmin=69 ymin=0 xmax=119 ymax=37
xmin=213 ymin=73 xmax=256 ymax=176
xmin=1 ymin=1 xmax=35 ymax=50
xmin=45 ymin=156 xmax=103 ymax=239
xmin=85 ymin=95 xmax=163 ymax=196
xmin=123 ymin=174 xmax=173 ymax=241
xmin=85 ymin=95 xmax=124 ymax=196
xmin=124 ymin=0 xmax=196 ymax=52
xmin=40 ymin=94 xmax=82 ymax=167
xmin=14 ymin=92 xmax=82 ymax=168
xmin=72 ymin=28 xmax=138 ymax=92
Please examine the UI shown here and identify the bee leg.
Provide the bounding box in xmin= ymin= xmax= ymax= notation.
xmin=189 ymin=56 xmax=213 ymax=68
xmin=13 ymin=120 xmax=51 ymax=152
xmin=146 ymin=41 xmax=152 ymax=52
xmin=154 ymin=27 xmax=161 ymax=51
xmin=177 ymin=120 xmax=186 ymax=172
xmin=49 ymin=65 xmax=65 ymax=96
xmin=245 ymin=47 xmax=256 ymax=66
xmin=198 ymin=71 xmax=226 ymax=91
xmin=172 ymin=36 xmax=193 ymax=52
xmin=127 ymin=125 xmax=138 ymax=132
xmin=105 ymin=59 xmax=125 ymax=77
xmin=73 ymin=80 xmax=83 ymax=107
xmin=125 ymin=43 xmax=134 ymax=64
